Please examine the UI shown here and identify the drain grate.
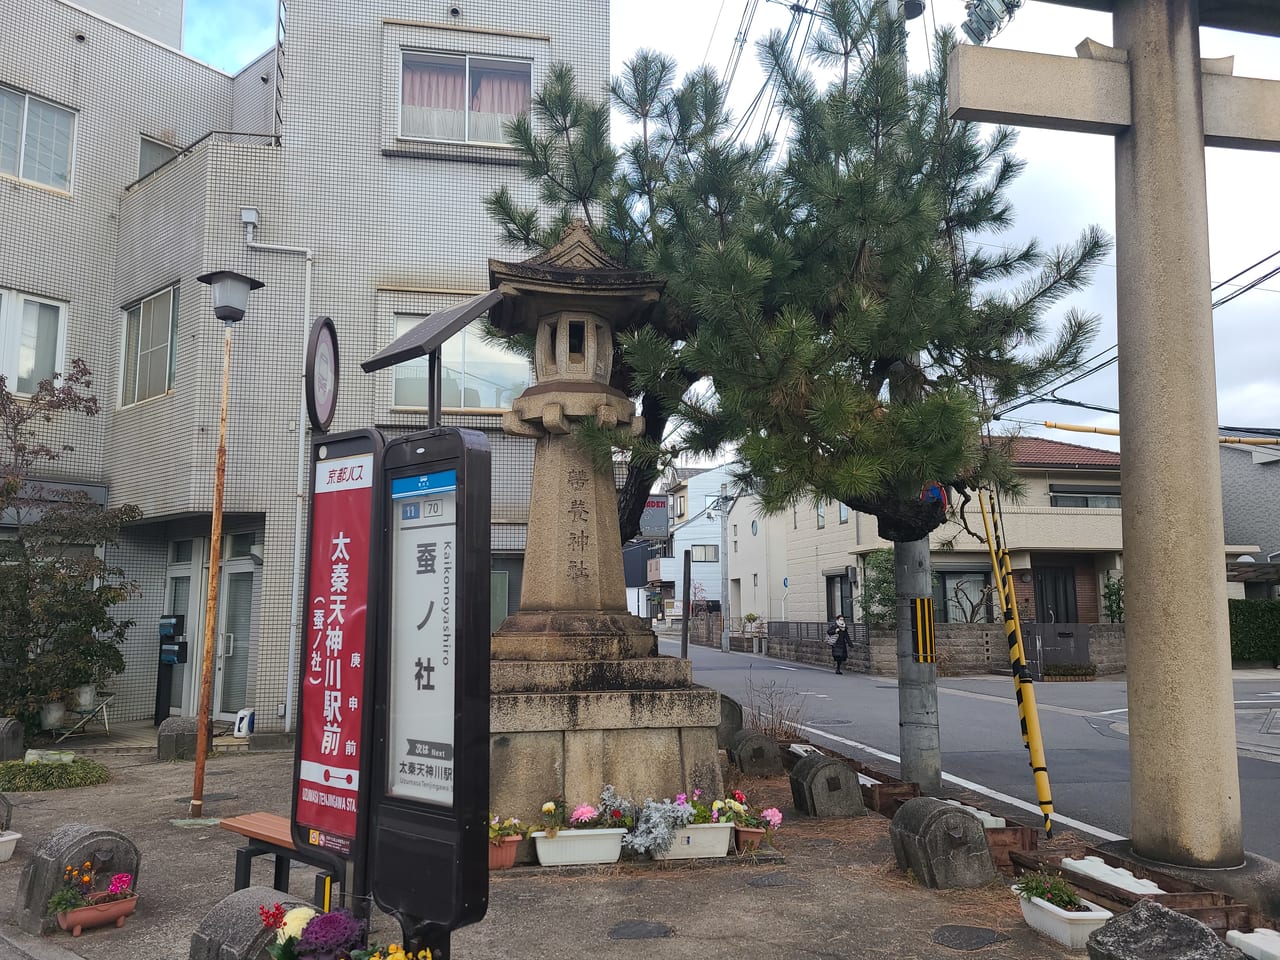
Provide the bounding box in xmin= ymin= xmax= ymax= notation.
xmin=932 ymin=925 xmax=1011 ymax=951
xmin=608 ymin=920 xmax=673 ymax=940
xmin=174 ymin=793 xmax=238 ymax=803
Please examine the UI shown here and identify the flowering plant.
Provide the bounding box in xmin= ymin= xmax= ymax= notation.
xmin=720 ymin=790 xmax=783 ymax=833
xmin=488 ymin=814 xmax=525 ymax=843
xmin=537 ymin=785 xmax=633 ymax=837
xmin=260 ymin=906 xmax=429 ymax=960
xmin=624 ymin=787 xmax=730 ymax=856
xmin=46 ymin=862 xmax=137 ymax=915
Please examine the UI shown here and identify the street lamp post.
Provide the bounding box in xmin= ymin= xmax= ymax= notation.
xmin=190 ymin=269 xmax=263 ymax=819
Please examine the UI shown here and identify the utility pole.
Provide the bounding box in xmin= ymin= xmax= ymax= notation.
xmin=886 ymin=0 xmax=942 ymax=795
xmin=719 ymin=482 xmax=731 ymax=652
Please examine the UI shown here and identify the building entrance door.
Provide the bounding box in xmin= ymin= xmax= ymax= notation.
xmin=1034 ymin=565 xmax=1078 ymax=624
xmin=213 ymin=560 xmax=255 ymax=721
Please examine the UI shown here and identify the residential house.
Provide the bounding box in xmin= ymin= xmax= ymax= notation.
xmin=1220 ymin=427 xmax=1280 ymax=599
xmin=647 ymin=463 xmax=735 ymax=618
xmin=3 ymin=0 xmax=606 ymax=728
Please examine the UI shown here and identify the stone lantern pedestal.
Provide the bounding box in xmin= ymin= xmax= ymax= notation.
xmin=486 ymin=224 xmax=722 ymax=818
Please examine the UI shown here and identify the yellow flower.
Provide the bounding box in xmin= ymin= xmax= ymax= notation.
xmin=712 ymin=800 xmax=724 ymax=810
xmin=277 ymin=906 xmax=317 ymax=943
xmin=541 ymin=802 xmax=555 ymax=814
xmin=83 ymin=861 xmax=92 ymax=869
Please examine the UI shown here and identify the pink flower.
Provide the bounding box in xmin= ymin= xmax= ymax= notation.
xmin=108 ymin=873 xmax=133 ymax=895
xmin=569 ymin=803 xmax=598 ymax=825
xmin=675 ymin=793 xmax=687 ymax=805
xmin=761 ymin=808 xmax=782 ymax=829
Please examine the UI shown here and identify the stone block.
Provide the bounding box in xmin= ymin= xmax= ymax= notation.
xmin=0 ymin=718 xmax=22 ymax=761
xmin=717 ymin=695 xmax=743 ymax=749
xmin=158 ymin=716 xmax=208 ymax=761
xmin=790 ymin=756 xmax=866 ymax=818
xmin=1087 ymin=899 xmax=1244 ymax=959
xmin=0 ymin=793 xmax=10 ymax=832
xmin=189 ymin=885 xmax=311 ymax=960
xmin=889 ymin=797 xmax=996 ymax=889
xmin=15 ymin=823 xmax=141 ymax=934
xmin=490 ymin=730 xmax=565 ymax=824
xmin=727 ymin=730 xmax=783 ymax=777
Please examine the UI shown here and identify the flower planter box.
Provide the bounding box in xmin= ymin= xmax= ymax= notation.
xmin=654 ymin=822 xmax=733 ymax=861
xmin=531 ymin=828 xmax=626 ymax=866
xmin=734 ymin=825 xmax=767 ymax=854
xmin=1014 ymin=887 xmax=1111 ymax=950
xmin=57 ymin=894 xmax=139 ymax=937
xmin=489 ymin=835 xmax=521 ymax=870
xmin=0 ymin=830 xmax=20 ymax=863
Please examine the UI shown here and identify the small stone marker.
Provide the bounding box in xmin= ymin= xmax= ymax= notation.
xmin=16 ymin=823 xmax=141 ymax=934
xmin=0 ymin=793 xmax=11 ymax=832
xmin=889 ymin=797 xmax=995 ymax=889
xmin=1087 ymin=899 xmax=1245 ymax=960
xmin=717 ymin=695 xmax=744 ymax=749
xmin=789 ymin=756 xmax=866 ymax=818
xmin=24 ymin=749 xmax=74 ymax=764
xmin=0 ymin=717 xmax=22 ymax=761
xmin=189 ymin=886 xmax=311 ymax=960
xmin=158 ymin=716 xmax=208 ymax=761
xmin=727 ymin=729 xmax=783 ymax=777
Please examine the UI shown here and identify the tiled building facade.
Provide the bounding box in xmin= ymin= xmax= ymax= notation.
xmin=4 ymin=0 xmax=607 ymax=729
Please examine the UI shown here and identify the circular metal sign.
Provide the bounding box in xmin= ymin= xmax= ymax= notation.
xmin=305 ymin=316 xmax=339 ymax=433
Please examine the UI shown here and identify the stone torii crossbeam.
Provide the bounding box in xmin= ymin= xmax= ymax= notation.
xmin=949 ymin=0 xmax=1280 ymax=874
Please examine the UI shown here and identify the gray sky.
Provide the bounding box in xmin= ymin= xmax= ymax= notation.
xmin=186 ymin=1 xmax=1280 ymax=446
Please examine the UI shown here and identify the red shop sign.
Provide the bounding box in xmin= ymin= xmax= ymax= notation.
xmin=294 ymin=449 xmax=374 ymax=857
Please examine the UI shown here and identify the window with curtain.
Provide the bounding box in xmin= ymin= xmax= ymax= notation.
xmin=0 ymin=289 xmax=65 ymax=394
xmin=400 ymin=52 xmax=530 ymax=144
xmin=121 ymin=287 xmax=178 ymax=406
xmin=0 ymin=84 xmax=74 ymax=191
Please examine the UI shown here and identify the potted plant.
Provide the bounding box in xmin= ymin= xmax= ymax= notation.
xmin=49 ymin=864 xmax=138 ymax=937
xmin=722 ymin=790 xmax=782 ymax=853
xmin=0 ymin=827 xmax=21 ymax=863
xmin=40 ymin=693 xmax=66 ymax=732
xmin=1013 ymin=870 xmax=1112 ymax=949
xmin=488 ymin=813 xmax=526 ymax=870
xmin=625 ymin=788 xmax=734 ymax=860
xmin=259 ymin=903 xmax=424 ymax=959
xmin=530 ymin=787 xmax=632 ymax=866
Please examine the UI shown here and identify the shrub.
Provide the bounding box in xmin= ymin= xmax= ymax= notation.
xmin=0 ymin=757 xmax=111 ymax=792
xmin=1014 ymin=870 xmax=1082 ymax=911
xmin=1042 ymin=661 xmax=1096 ymax=678
xmin=1228 ymin=599 xmax=1280 ymax=664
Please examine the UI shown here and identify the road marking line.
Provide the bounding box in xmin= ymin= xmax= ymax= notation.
xmin=774 ymin=665 xmax=798 ymax=671
xmin=795 ymin=722 xmax=1126 ymax=843
xmin=937 ymin=685 xmax=1099 ymax=718
xmin=1097 ymin=708 xmax=1129 ymax=715
xmin=1235 ymin=701 xmax=1280 ymax=706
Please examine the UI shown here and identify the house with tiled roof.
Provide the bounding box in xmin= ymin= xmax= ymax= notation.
xmin=726 ymin=436 xmax=1259 ymax=630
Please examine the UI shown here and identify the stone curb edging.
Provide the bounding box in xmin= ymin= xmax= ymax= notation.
xmin=0 ymin=922 xmax=85 ymax=960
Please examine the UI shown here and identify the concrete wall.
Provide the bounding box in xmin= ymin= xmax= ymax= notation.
xmin=1221 ymin=444 xmax=1280 ymax=560
xmin=71 ymin=0 xmax=184 ymax=49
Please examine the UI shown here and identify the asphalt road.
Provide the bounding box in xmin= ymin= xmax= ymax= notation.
xmin=660 ymin=637 xmax=1280 ymax=862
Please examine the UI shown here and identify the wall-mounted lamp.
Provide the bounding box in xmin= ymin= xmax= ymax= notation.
xmin=1019 ymin=572 xmax=1032 ymax=583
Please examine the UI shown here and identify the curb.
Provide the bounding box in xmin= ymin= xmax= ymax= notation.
xmin=0 ymin=922 xmax=85 ymax=960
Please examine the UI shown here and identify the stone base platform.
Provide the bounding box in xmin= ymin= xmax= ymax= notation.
xmin=491 ymin=610 xmax=658 ymax=661
xmin=490 ymin=678 xmax=723 ymax=822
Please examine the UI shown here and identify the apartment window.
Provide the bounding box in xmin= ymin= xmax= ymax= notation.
xmin=1 ymin=84 xmax=74 ymax=191
xmin=691 ymin=544 xmax=719 ymax=562
xmin=392 ymin=314 xmax=530 ymax=410
xmin=732 ymin=524 xmax=737 ymax=536
xmin=0 ymin=288 xmax=66 ymax=394
xmin=816 ymin=501 xmax=826 ymax=529
xmin=934 ymin=571 xmax=996 ymax=624
xmin=138 ymin=136 xmax=178 ymax=177
xmin=826 ymin=574 xmax=853 ymax=621
xmin=1049 ymin=484 xmax=1121 ymax=509
xmin=793 ymin=506 xmax=797 ymax=529
xmin=838 ymin=502 xmax=849 ymax=524
xmin=752 ymin=573 xmax=758 ymax=587
xmin=400 ymin=53 xmax=531 ymax=144
xmin=122 ymin=287 xmax=178 ymax=405
xmin=733 ymin=540 xmax=738 ymax=553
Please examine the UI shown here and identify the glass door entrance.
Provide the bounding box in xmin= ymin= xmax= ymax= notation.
xmin=213 ymin=560 xmax=255 ymax=721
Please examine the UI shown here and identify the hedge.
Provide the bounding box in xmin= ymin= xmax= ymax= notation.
xmin=1228 ymin=599 xmax=1280 ymax=664
xmin=0 ymin=757 xmax=111 ymax=792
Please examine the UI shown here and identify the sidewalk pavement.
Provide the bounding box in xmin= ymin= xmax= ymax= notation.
xmin=0 ymin=751 xmax=1073 ymax=960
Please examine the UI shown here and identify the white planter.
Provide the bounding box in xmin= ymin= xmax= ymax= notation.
xmin=654 ymin=822 xmax=733 ymax=861
xmin=0 ymin=831 xmax=21 ymax=863
xmin=531 ymin=828 xmax=626 ymax=866
xmin=39 ymin=702 xmax=65 ymax=731
xmin=1014 ymin=887 xmax=1112 ymax=950
xmin=75 ymin=685 xmax=96 ymax=710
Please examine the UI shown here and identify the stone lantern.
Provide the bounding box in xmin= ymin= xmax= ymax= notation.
xmin=485 ymin=222 xmax=722 ymax=819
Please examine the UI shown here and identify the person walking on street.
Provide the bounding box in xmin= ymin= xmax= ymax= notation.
xmin=826 ymin=615 xmax=850 ymax=674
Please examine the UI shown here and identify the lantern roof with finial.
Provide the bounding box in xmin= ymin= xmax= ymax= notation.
xmin=488 ymin=220 xmax=664 ymax=336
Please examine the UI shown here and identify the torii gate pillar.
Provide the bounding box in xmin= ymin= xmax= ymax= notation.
xmin=950 ymin=1 xmax=1280 ymax=869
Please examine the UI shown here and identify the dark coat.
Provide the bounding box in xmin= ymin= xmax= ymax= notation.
xmin=827 ymin=622 xmax=850 ymax=659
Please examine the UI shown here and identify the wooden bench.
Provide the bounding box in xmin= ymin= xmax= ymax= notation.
xmin=219 ymin=812 xmax=340 ymax=909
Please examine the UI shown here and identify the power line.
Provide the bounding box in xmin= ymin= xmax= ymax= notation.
xmin=704 ymin=0 xmax=731 ymax=66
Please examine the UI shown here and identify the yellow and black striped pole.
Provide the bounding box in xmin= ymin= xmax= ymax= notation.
xmin=910 ymin=597 xmax=936 ymax=664
xmin=979 ymin=490 xmax=1055 ymax=837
